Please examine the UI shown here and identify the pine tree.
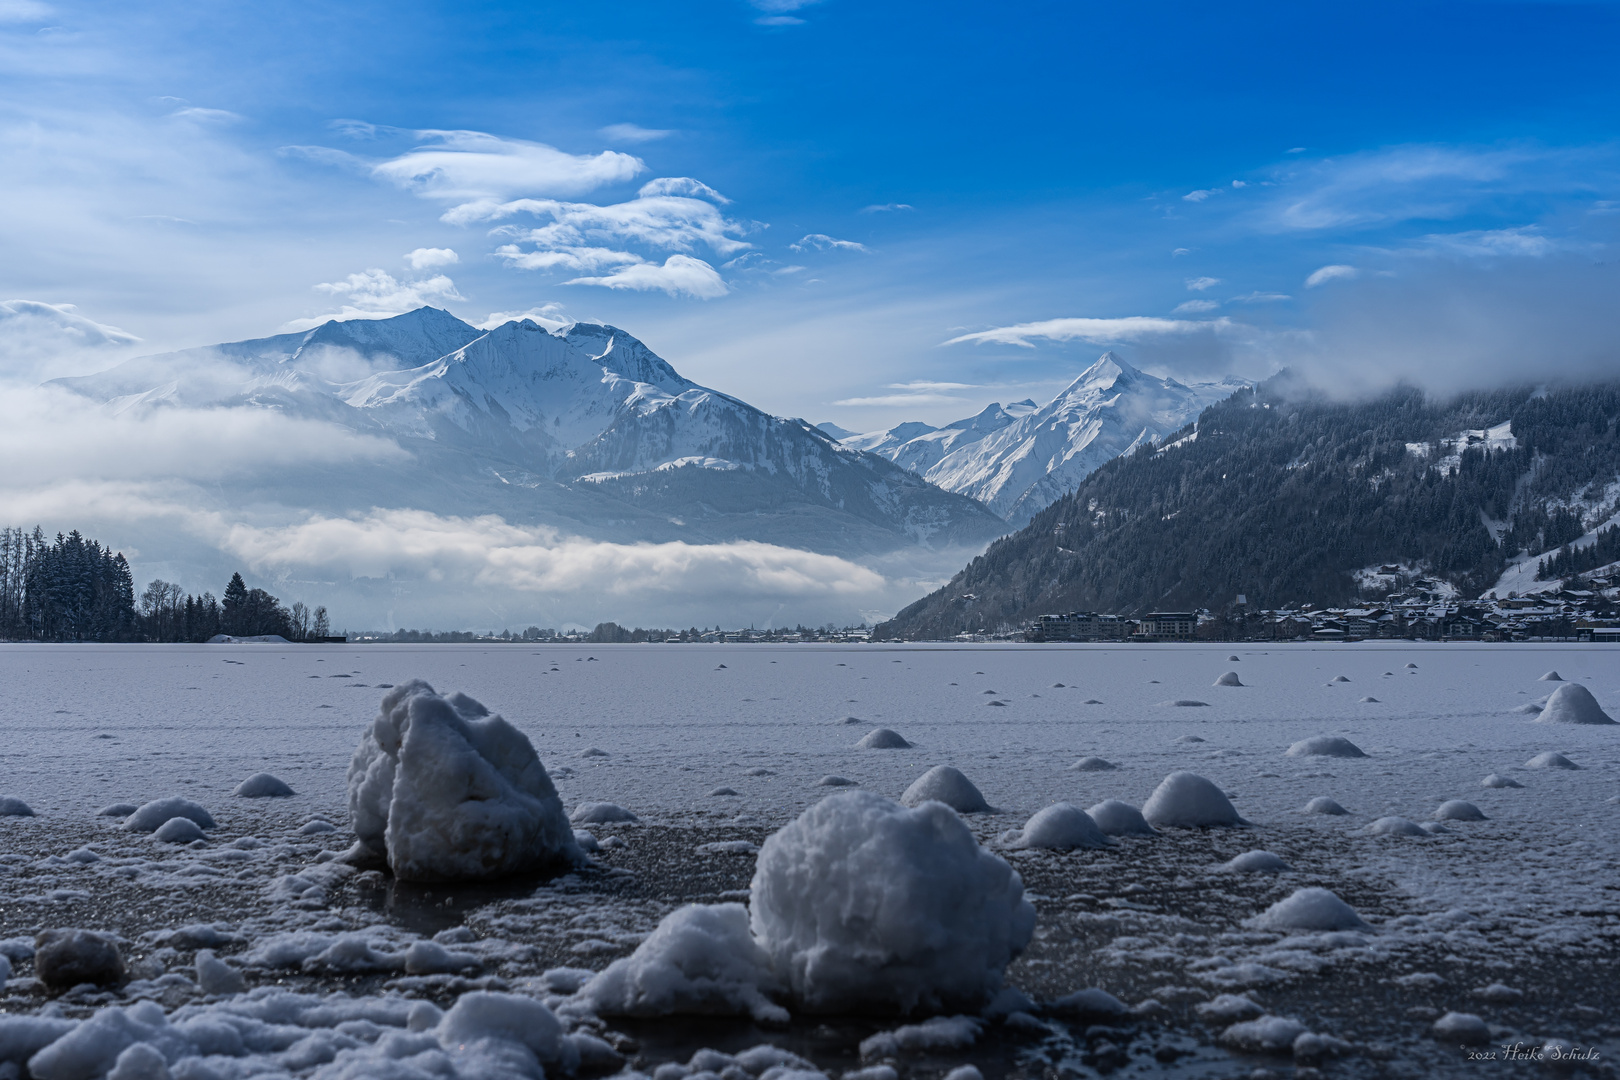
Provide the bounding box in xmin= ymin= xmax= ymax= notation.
xmin=222 ymin=572 xmax=249 ymax=635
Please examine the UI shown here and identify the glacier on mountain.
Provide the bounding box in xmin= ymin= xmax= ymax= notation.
xmin=835 ymin=353 xmax=1246 ymax=525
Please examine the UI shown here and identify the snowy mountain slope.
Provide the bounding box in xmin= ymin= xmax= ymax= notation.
xmin=842 ymin=354 xmax=1246 ymax=525
xmin=48 ymin=309 xmax=1007 ymax=558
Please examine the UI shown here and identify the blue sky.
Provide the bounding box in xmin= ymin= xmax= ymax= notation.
xmin=3 ymin=0 xmax=1619 ymax=428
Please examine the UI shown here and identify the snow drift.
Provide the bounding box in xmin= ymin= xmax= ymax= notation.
xmin=749 ymin=791 xmax=1035 ymax=1014
xmin=1141 ymin=772 xmax=1246 ymax=827
xmin=347 ymin=680 xmax=579 ymax=881
xmin=1533 ymin=683 xmax=1616 ymax=724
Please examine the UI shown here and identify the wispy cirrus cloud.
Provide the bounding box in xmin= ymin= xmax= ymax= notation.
xmin=790 ymin=233 xmax=866 ymax=253
xmin=944 ymin=315 xmax=1242 ymax=348
xmin=0 ymin=299 xmax=140 ymax=380
xmin=1304 ymin=264 xmax=1358 ymax=287
xmin=599 ymin=123 xmax=673 ymax=144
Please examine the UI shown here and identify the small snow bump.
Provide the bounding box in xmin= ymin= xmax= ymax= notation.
xmin=1431 ymin=1011 xmax=1491 ymax=1044
xmin=1286 ymin=736 xmax=1366 ymax=759
xmin=298 ymin=819 xmax=337 ymax=835
xmin=856 ymin=728 xmax=911 ymax=749
xmin=1302 ymin=796 xmax=1349 ymax=815
xmin=817 ymin=775 xmax=857 ymax=787
xmin=1161 ymin=699 xmax=1209 ymax=707
xmin=1481 ymin=773 xmax=1522 ymax=789
xmin=708 ymin=786 xmax=740 ymax=797
xmin=1434 ymin=799 xmax=1486 ymax=821
xmin=1365 ymin=816 xmax=1428 ymax=837
xmin=1214 ymin=671 xmax=1244 ymax=686
xmin=1222 ymin=850 xmax=1288 ymax=873
xmin=0 ymin=797 xmax=34 ymax=817
xmin=1069 ymin=756 xmax=1116 ymax=772
xmin=1525 ymin=751 xmax=1580 ymax=769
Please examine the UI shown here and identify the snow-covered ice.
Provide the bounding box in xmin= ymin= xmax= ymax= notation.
xmin=2 ymin=639 xmax=1618 ymax=1079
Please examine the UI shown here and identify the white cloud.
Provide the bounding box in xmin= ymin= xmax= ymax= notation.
xmin=281 ymin=269 xmax=464 ymax=329
xmin=1183 ymin=189 xmax=1219 ymax=202
xmin=405 ymin=246 xmax=459 ymax=269
xmin=834 ymin=392 xmax=968 ymax=407
xmin=944 ymin=315 xmax=1238 ymax=348
xmin=0 ymin=299 xmax=140 ymax=381
xmin=1171 ymin=247 xmax=1191 ymax=256
xmin=371 ymin=130 xmax=644 ymax=201
xmin=1185 ymin=276 xmax=1220 ymax=291
xmin=751 ymin=0 xmax=821 ymax=10
xmin=791 ymin=233 xmax=867 ymax=253
xmin=0 ymin=0 xmax=52 ymax=22
xmin=861 ymin=203 xmax=914 ymax=213
xmin=566 ymin=255 xmax=728 ymax=299
xmin=494 ymin=244 xmax=642 ymax=272
xmin=454 ymin=191 xmax=750 ymax=255
xmin=755 ymin=16 xmax=805 ymax=25
xmin=1173 ymin=299 xmax=1218 ymax=314
xmin=1232 ymin=291 xmax=1292 ymax=304
xmin=169 ymin=107 xmax=243 ymax=124
xmin=215 ymin=508 xmax=883 ymax=600
xmin=600 ymin=123 xmax=673 ymax=144
xmin=637 ymin=176 xmax=730 ymax=203
xmin=1415 ymin=226 xmax=1557 ymax=259
xmin=477 ymin=304 xmax=570 ymax=331
xmin=885 ymin=380 xmax=977 ymax=391
xmin=1305 ymin=264 xmax=1359 ymax=287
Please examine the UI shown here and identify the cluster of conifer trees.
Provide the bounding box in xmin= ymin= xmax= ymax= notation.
xmin=0 ymin=526 xmax=329 ymax=642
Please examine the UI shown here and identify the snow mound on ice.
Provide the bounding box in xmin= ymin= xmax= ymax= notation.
xmin=1302 ymin=796 xmax=1348 ymax=815
xmin=1086 ymin=800 xmax=1156 ymax=836
xmin=97 ymin=803 xmax=137 ymax=817
xmin=1539 ymin=670 xmax=1563 ymax=681
xmin=1220 ymin=1015 xmax=1309 ymax=1053
xmin=1069 ymin=757 xmax=1116 ymax=771
xmin=195 ymin=949 xmax=245 ymax=995
xmin=1534 ymin=682 xmax=1616 ymax=724
xmin=1009 ymin=803 xmax=1112 ymax=850
xmin=1435 ymin=799 xmax=1486 ymax=821
xmin=233 ymin=772 xmax=294 ymax=798
xmin=1228 ymin=655 xmax=1241 ymax=661
xmin=1331 ymin=675 xmax=1351 ymax=683
xmin=1173 ymin=734 xmax=1205 ymax=744
xmin=817 ymin=775 xmax=856 ymax=787
xmin=1048 ymin=988 xmax=1127 ymax=1019
xmin=708 ymin=786 xmax=739 ymax=797
xmin=571 ymin=801 xmax=639 ymax=822
xmin=836 ymin=716 xmax=864 ymax=725
xmin=434 ymin=991 xmax=572 ymax=1069
xmin=1222 ymin=850 xmax=1288 ymax=873
xmin=1253 ymin=887 xmax=1368 ymax=931
xmin=750 ymin=790 xmax=1035 ymax=1014
xmin=582 ymin=903 xmax=786 ymax=1023
xmin=1285 ymin=736 xmax=1366 ymax=758
xmin=123 ymin=797 xmax=214 ymax=833
xmin=1213 ymin=672 xmax=1244 ymax=687
xmin=859 ymin=1015 xmax=982 ymax=1057
xmin=347 ymin=680 xmax=579 ymax=882
xmin=1481 ymin=773 xmax=1523 ymax=788
xmin=1366 ymin=816 xmax=1428 ymax=836
xmin=1196 ymin=993 xmax=1263 ymax=1022
xmin=1526 ymin=751 xmax=1580 ymax=769
xmin=1142 ymin=772 xmax=1246 ymax=827
xmin=1432 ymin=1011 xmax=1491 ymax=1044
xmin=0 ymin=797 xmax=33 ymax=817
xmin=1405 ymin=662 xmax=1418 ymax=668
xmin=153 ymin=816 xmax=205 ymax=843
xmin=856 ymin=728 xmax=910 ymax=749
xmin=900 ymin=765 xmax=991 ymax=813
xmin=1359 ymin=696 xmax=1380 ymax=703
xmin=1160 ymin=699 xmax=1210 ymax=707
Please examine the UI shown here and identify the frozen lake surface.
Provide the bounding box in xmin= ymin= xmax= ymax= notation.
xmin=1 ymin=641 xmax=1617 ymax=1078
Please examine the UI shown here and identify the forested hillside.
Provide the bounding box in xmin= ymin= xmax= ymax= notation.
xmin=875 ymin=375 xmax=1620 ymax=639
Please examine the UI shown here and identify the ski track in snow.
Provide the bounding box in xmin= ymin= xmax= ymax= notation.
xmin=0 ymin=641 xmax=1617 ymax=1078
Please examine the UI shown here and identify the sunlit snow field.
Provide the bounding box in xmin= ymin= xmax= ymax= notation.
xmin=1 ymin=641 xmax=1618 ymax=1078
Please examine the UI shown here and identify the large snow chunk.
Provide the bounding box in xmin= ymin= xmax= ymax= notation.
xmin=347 ymin=680 xmax=579 ymax=882
xmin=1539 ymin=670 xmax=1563 ymax=681
xmin=1252 ymin=887 xmax=1368 ymax=932
xmin=1141 ymin=772 xmax=1246 ymax=827
xmin=1534 ymin=683 xmax=1616 ymax=725
xmin=750 ymin=791 xmax=1035 ymax=1014
xmin=1213 ymin=672 xmax=1244 ymax=687
xmin=233 ymin=773 xmax=294 ymax=798
xmin=581 ymin=903 xmax=786 ymax=1023
xmin=1086 ymin=799 xmax=1157 ymax=836
xmin=34 ymin=929 xmax=126 ymax=989
xmin=899 ymin=766 xmax=990 ymax=813
xmin=435 ymin=991 xmax=570 ymax=1070
xmin=856 ymin=728 xmax=910 ymax=749
xmin=1285 ymin=736 xmax=1366 ymax=758
xmin=1009 ymin=804 xmax=1112 ymax=850
xmin=1525 ymin=751 xmax=1580 ymax=769
xmin=0 ymin=797 xmax=34 ymax=817
xmin=123 ymin=797 xmax=214 ymax=833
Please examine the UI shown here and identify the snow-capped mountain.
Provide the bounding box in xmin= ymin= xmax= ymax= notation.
xmin=836 ymin=354 xmax=1248 ymax=525
xmin=51 ymin=308 xmax=1007 ymax=558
